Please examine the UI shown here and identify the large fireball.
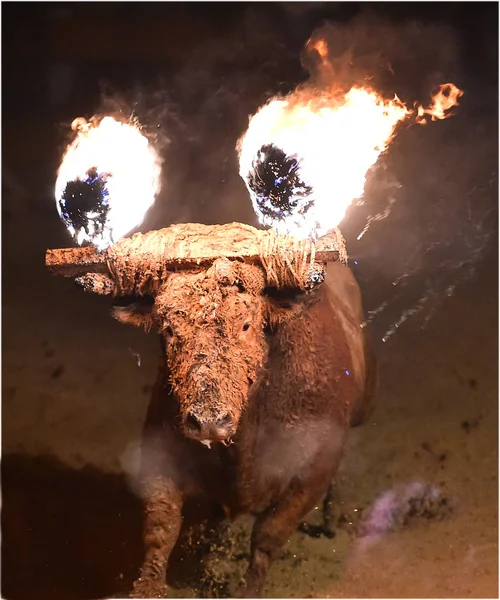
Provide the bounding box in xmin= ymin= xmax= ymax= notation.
xmin=55 ymin=116 xmax=162 ymax=251
xmin=238 ymin=88 xmax=411 ymax=238
xmin=237 ymin=43 xmax=463 ymax=240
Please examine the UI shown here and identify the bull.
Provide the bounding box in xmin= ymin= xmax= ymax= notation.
xmin=111 ymin=256 xmax=377 ymax=598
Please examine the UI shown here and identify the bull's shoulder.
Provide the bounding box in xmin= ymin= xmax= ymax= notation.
xmin=320 ymin=263 xmax=368 ymax=402
xmin=323 ymin=262 xmax=364 ymax=326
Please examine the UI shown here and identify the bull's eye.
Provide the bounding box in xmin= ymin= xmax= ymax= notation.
xmin=164 ymin=325 xmax=174 ymax=338
xmin=242 ymin=323 xmax=251 ymax=332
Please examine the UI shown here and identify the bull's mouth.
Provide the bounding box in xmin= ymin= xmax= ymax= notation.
xmin=189 ymin=433 xmax=235 ymax=449
xmin=199 ymin=437 xmax=235 ymax=449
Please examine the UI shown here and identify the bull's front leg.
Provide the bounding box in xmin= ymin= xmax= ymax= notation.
xmin=239 ymin=468 xmax=334 ymax=598
xmin=131 ymin=476 xmax=183 ymax=599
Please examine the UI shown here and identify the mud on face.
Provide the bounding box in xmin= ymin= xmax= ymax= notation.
xmin=112 ymin=259 xmax=271 ymax=444
xmin=155 ymin=262 xmax=269 ymax=444
xmin=111 ymin=259 xmax=315 ymax=445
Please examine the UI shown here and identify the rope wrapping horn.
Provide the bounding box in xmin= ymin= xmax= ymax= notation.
xmin=105 ymin=225 xmax=327 ymax=296
xmin=258 ymin=232 xmax=317 ymax=290
xmin=46 ymin=223 xmax=347 ymax=297
xmin=106 ymin=229 xmax=173 ymax=297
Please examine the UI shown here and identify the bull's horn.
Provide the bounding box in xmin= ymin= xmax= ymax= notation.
xmin=46 ymin=222 xmax=347 ymax=296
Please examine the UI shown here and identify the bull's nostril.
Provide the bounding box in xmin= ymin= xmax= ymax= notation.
xmin=216 ymin=413 xmax=232 ymax=428
xmin=185 ymin=411 xmax=233 ymax=438
xmin=186 ymin=412 xmax=202 ymax=432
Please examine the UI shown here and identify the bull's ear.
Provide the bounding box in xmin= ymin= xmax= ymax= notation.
xmin=111 ymin=296 xmax=157 ymax=332
xmin=264 ymin=288 xmax=319 ymax=331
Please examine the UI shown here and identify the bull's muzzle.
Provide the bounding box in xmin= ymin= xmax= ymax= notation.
xmin=185 ymin=408 xmax=235 ymax=445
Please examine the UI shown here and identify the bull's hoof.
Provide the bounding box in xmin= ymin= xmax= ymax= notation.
xmin=298 ymin=520 xmax=336 ymax=539
xmin=130 ymin=578 xmax=169 ymax=599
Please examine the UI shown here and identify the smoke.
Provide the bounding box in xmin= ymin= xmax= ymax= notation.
xmin=99 ymin=85 xmax=178 ymax=153
xmin=254 ymin=419 xmax=346 ymax=497
xmin=142 ymin=5 xmax=310 ymax=228
xmin=346 ymin=480 xmax=454 ymax=561
xmin=302 ymin=13 xmax=461 ymax=103
xmin=119 ymin=431 xmax=185 ymax=501
xmin=119 ymin=439 xmax=143 ymax=498
xmin=359 ymin=480 xmax=452 ymax=540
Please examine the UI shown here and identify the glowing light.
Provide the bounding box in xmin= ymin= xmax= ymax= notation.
xmin=311 ymin=38 xmax=329 ymax=61
xmin=238 ymin=88 xmax=410 ymax=238
xmin=237 ymin=40 xmax=463 ymax=239
xmin=416 ymin=83 xmax=464 ymax=124
xmin=55 ymin=116 xmax=162 ymax=250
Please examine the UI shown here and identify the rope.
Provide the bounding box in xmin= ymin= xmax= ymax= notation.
xmin=104 ymin=224 xmax=334 ymax=297
xmin=107 ymin=229 xmax=172 ymax=297
xmin=259 ymin=231 xmax=317 ymax=290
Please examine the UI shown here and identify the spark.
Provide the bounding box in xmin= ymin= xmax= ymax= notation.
xmin=356 ymin=196 xmax=397 ymax=240
xmin=129 ymin=348 xmax=142 ymax=367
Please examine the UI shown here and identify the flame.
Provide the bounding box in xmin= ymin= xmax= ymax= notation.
xmin=238 ymin=88 xmax=410 ymax=238
xmin=311 ymin=38 xmax=329 ymax=61
xmin=55 ymin=116 xmax=162 ymax=250
xmin=416 ymin=83 xmax=464 ymax=124
xmin=238 ymin=41 xmax=463 ymax=239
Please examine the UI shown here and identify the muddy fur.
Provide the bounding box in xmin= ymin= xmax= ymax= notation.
xmin=155 ymin=262 xmax=268 ymax=438
xmin=113 ymin=260 xmax=376 ymax=598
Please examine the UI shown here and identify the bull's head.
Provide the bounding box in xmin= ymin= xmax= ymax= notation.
xmin=46 ymin=223 xmax=345 ymax=445
xmin=112 ymin=258 xmax=309 ymax=445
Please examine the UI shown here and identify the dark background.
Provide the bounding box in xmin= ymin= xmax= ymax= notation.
xmin=2 ymin=3 xmax=498 ymax=599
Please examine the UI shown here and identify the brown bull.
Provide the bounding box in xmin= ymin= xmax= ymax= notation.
xmin=113 ymin=257 xmax=377 ymax=598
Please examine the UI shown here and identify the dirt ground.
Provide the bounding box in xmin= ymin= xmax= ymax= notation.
xmin=2 ymin=6 xmax=498 ymax=599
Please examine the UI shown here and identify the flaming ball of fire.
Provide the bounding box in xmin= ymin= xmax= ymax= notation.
xmin=238 ymin=82 xmax=463 ymax=239
xmin=55 ymin=116 xmax=162 ymax=251
xmin=238 ymin=89 xmax=410 ymax=238
xmin=247 ymin=144 xmax=314 ymax=223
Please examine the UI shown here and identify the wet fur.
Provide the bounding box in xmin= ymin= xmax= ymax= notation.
xmin=154 ymin=265 xmax=268 ymax=434
xmin=119 ymin=262 xmax=376 ymax=598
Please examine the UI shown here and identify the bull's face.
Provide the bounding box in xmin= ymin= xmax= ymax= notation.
xmin=154 ymin=266 xmax=269 ymax=444
xmin=113 ymin=259 xmax=286 ymax=445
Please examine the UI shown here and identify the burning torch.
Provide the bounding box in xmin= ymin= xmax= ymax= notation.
xmin=48 ymin=115 xmax=346 ymax=294
xmin=46 ymin=47 xmax=462 ymax=294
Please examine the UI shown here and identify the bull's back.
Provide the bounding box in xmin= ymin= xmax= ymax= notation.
xmin=323 ymin=262 xmax=377 ymax=426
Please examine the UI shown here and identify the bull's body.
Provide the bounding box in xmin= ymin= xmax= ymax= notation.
xmin=128 ymin=261 xmax=376 ymax=598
